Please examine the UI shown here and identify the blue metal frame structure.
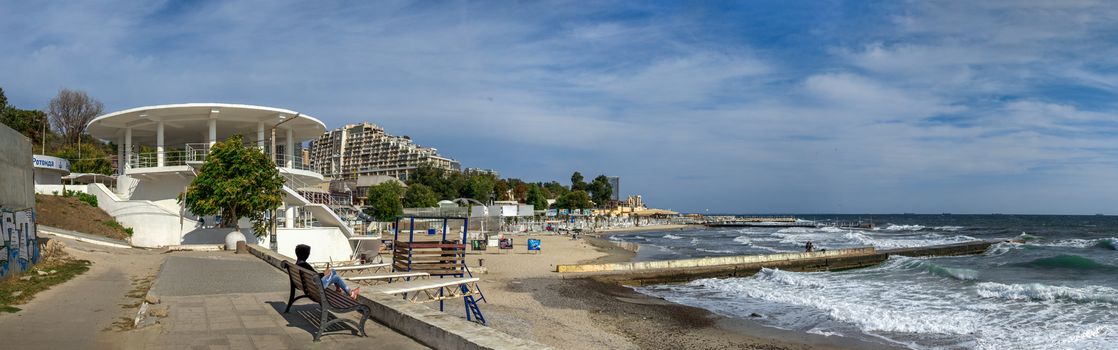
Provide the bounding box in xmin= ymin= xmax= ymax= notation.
xmin=392 ymin=215 xmax=487 ymax=324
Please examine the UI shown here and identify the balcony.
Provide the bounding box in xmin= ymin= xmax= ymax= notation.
xmin=125 ymin=143 xmax=319 ymax=174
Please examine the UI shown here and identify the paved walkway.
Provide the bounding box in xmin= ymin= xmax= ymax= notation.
xmin=0 ymin=236 xmax=166 ymax=350
xmin=137 ymin=251 xmax=427 ymax=349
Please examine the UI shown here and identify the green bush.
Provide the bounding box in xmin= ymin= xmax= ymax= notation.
xmin=104 ymin=219 xmax=133 ymax=236
xmin=63 ymin=189 xmax=97 ymax=207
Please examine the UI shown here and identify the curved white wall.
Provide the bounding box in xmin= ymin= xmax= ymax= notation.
xmin=87 ymin=183 xmax=200 ymax=248
xmin=275 ymin=227 xmax=353 ymax=263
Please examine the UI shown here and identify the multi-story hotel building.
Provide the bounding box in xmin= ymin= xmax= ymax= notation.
xmin=308 ymin=122 xmax=459 ymax=180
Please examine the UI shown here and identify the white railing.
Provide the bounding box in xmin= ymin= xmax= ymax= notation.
xmin=123 ymin=142 xmax=315 ymax=173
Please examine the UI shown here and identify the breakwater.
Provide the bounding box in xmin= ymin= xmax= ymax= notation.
xmin=559 ymin=239 xmax=1009 ymax=285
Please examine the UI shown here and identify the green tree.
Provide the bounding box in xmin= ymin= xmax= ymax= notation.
xmin=460 ymin=173 xmax=496 ymax=203
xmin=542 ymin=181 xmax=567 ymax=199
xmin=403 ymin=183 xmax=438 ymax=208
xmin=570 ymin=171 xmax=586 ymax=191
xmin=0 ymin=107 xmax=48 ymax=145
xmin=54 ymin=143 xmax=113 ymax=175
xmin=589 ymin=175 xmax=613 ymax=207
xmin=554 ymin=190 xmax=592 ymax=210
xmin=179 ymin=135 xmax=284 ymax=236
xmin=526 ymin=184 xmax=548 ymax=209
xmin=366 ymin=181 xmax=405 ymax=221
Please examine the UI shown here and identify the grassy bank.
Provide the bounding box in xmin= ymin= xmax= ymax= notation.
xmin=0 ymin=258 xmax=91 ymax=313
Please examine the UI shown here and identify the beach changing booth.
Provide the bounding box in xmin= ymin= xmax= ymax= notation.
xmin=387 ymin=215 xmax=487 ymax=324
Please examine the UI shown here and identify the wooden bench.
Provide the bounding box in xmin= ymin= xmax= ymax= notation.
xmin=282 ymin=261 xmax=371 ymax=341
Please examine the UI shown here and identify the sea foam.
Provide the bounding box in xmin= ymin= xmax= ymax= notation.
xmin=976 ymin=282 xmax=1118 ymax=304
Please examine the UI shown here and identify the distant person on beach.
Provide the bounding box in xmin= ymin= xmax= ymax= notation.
xmin=295 ymin=244 xmax=360 ymax=300
xmin=805 ymin=241 xmax=814 ymax=252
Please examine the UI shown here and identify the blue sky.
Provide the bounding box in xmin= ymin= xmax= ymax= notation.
xmin=3 ymin=0 xmax=1118 ymax=214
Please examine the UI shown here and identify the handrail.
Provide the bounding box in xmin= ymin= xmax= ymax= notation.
xmin=123 ymin=142 xmax=317 ymax=173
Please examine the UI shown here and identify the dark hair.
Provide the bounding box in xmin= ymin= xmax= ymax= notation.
xmin=295 ymin=244 xmax=311 ymax=261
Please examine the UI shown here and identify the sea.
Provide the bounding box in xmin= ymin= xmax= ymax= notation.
xmin=609 ymin=215 xmax=1118 ymax=350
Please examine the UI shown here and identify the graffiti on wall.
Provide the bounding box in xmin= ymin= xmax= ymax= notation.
xmin=0 ymin=208 xmax=38 ymax=277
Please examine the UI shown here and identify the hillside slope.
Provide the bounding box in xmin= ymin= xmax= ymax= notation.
xmin=35 ymin=194 xmax=130 ymax=240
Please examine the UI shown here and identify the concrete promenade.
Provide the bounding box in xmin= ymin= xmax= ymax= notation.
xmin=140 ymin=251 xmax=427 ymax=350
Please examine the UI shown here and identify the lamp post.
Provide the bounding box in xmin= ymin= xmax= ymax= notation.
xmin=270 ymin=113 xmax=300 ymax=242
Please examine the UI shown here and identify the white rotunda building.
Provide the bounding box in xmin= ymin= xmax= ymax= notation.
xmin=85 ymin=103 xmax=356 ymax=261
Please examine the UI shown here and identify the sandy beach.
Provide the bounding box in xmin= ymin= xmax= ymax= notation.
xmin=442 ymin=227 xmax=901 ymax=350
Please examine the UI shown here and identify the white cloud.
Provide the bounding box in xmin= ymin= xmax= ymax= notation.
xmin=3 ymin=0 xmax=1118 ymax=213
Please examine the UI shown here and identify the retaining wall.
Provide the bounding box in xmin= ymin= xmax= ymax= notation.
xmin=0 ymin=123 xmax=37 ymax=277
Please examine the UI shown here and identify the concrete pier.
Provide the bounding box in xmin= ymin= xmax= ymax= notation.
xmin=559 ymin=239 xmax=1009 ymax=285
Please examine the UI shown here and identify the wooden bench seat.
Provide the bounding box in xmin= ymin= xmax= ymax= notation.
xmin=282 ymin=261 xmax=371 ymax=341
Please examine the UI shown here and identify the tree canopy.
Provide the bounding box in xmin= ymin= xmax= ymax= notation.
xmin=554 ymin=190 xmax=592 ymax=210
xmin=366 ymin=181 xmax=405 ymax=221
xmin=403 ymin=183 xmax=438 ymax=208
xmin=179 ymin=135 xmax=284 ymax=236
xmin=48 ymin=89 xmax=103 ymax=145
xmin=589 ymin=175 xmax=613 ymax=206
xmin=0 ymin=87 xmax=49 ymax=146
xmin=570 ymin=171 xmax=586 ymax=191
xmin=525 ymin=185 xmax=548 ymax=209
xmin=55 ymin=143 xmax=113 ymax=175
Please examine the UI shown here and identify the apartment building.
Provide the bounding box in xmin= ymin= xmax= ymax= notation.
xmin=308 ymin=122 xmax=460 ymax=180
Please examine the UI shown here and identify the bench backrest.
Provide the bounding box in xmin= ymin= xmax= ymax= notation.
xmin=284 ymin=261 xmax=326 ymax=305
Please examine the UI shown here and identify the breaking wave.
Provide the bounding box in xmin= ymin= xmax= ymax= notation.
xmin=880 ymin=224 xmax=925 ymax=231
xmin=1031 ymin=238 xmax=1118 ymax=250
xmin=976 ymin=282 xmax=1118 ymax=304
xmin=662 ymin=234 xmax=684 ymax=240
xmin=692 ymin=269 xmax=979 ymax=335
xmin=886 ymin=256 xmax=978 ymax=281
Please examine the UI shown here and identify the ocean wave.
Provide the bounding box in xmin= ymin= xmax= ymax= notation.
xmin=879 ymin=224 xmax=925 ymax=231
xmin=806 ymin=328 xmax=843 ymax=337
xmin=976 ymin=282 xmax=1118 ymax=304
xmin=662 ymin=234 xmax=683 ymax=240
xmin=696 ymin=248 xmax=736 ymax=254
xmin=887 ymin=256 xmax=978 ymax=281
xmin=1030 ymin=237 xmax=1118 ymax=250
xmin=819 ymin=226 xmax=848 ymax=233
xmin=776 ymin=227 xmax=814 ymax=234
xmin=932 ymin=226 xmax=964 ymax=231
xmin=984 ymin=242 xmax=1021 ymax=256
xmin=693 ymin=270 xmax=978 ymax=335
xmin=1016 ymin=254 xmax=1115 ymax=270
xmin=750 ymin=268 xmax=827 ymax=288
xmin=732 ymin=235 xmax=752 ymax=245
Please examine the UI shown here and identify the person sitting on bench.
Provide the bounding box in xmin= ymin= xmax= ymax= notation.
xmin=295 ymin=244 xmax=361 ymax=300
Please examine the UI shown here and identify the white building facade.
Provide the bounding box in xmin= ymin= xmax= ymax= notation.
xmin=84 ymin=103 xmax=355 ymax=262
xmin=308 ymin=122 xmax=460 ymax=181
